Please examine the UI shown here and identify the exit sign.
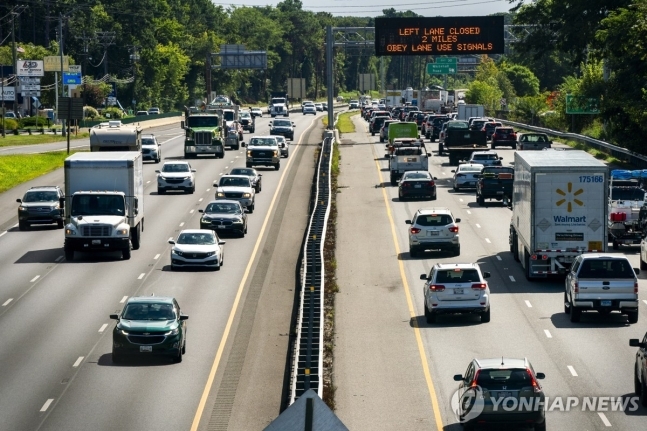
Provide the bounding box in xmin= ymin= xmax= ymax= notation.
xmin=427 ymin=63 xmax=456 ymax=74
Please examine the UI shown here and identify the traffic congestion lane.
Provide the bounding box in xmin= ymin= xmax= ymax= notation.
xmin=359 ymin=116 xmax=646 ymax=429
xmin=0 ymin=113 xmax=323 ymax=430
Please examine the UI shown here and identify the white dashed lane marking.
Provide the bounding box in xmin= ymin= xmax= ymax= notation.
xmin=509 ymin=276 xmax=516 ymax=282
xmin=568 ymin=365 xmax=578 ymax=377
xmin=598 ymin=412 xmax=611 ymax=427
xmin=179 ymin=222 xmax=185 ymax=227
xmin=525 ymin=300 xmax=532 ymax=308
xmin=168 ymin=237 xmax=173 ymax=241
xmin=466 ymin=210 xmax=471 ymax=214
xmin=137 ymin=273 xmax=145 ymax=280
xmin=475 ymin=224 xmax=481 ymax=228
xmin=73 ymin=357 xmax=84 ymax=367
xmin=120 ymin=296 xmax=128 ymax=303
xmin=98 ymin=324 xmax=108 ymax=333
xmin=459 ymin=198 xmax=463 ymax=202
xmin=0 ymin=231 xmax=6 ymax=238
xmin=544 ymin=330 xmax=552 ymax=338
xmin=485 ymin=238 xmax=491 ymax=243
xmin=154 ymin=254 xmax=160 ymax=260
xmin=55 ymin=256 xmax=63 ymax=262
xmin=496 ymin=256 xmax=502 ymax=261
xmin=30 ymin=275 xmax=40 ymax=283
xmin=643 ymin=300 xmax=647 ymax=306
xmin=199 ymin=198 xmax=203 ymax=202
xmin=40 ymin=399 xmax=54 ymax=412
xmin=2 ymin=298 xmax=13 ymax=306
xmin=190 ymin=209 xmax=194 ymax=214
xmin=146 ymin=180 xmax=151 ymax=184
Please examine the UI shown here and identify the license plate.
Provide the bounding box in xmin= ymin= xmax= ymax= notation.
xmin=140 ymin=346 xmax=152 ymax=352
xmin=218 ymin=224 xmax=225 ymax=229
xmin=601 ymin=300 xmax=612 ymax=306
xmin=92 ymin=239 xmax=101 ymax=245
xmin=496 ymin=392 xmax=511 ymax=399
xmin=414 ymin=184 xmax=422 ymax=188
xmin=497 ymin=191 xmax=504 ymax=194
xmin=467 ymin=182 xmax=475 ymax=186
xmin=428 ymin=231 xmax=439 ymax=236
xmin=454 ymin=288 xmax=464 ymax=295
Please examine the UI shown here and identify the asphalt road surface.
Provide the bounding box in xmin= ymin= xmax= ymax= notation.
xmin=334 ymin=113 xmax=647 ymax=430
xmin=0 ymin=111 xmax=327 ymax=431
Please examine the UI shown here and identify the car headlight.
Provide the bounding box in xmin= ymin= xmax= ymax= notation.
xmin=242 ymin=193 xmax=251 ymax=198
xmin=247 ymin=151 xmax=252 ymax=157
xmin=172 ymin=248 xmax=184 ymax=256
xmin=273 ymin=151 xmax=278 ymax=157
xmin=65 ymin=228 xmax=76 ymax=235
xmin=158 ymin=175 xmax=166 ymax=180
xmin=163 ymin=328 xmax=180 ymax=336
xmin=206 ymin=251 xmax=216 ymax=257
xmin=118 ymin=328 xmax=129 ymax=336
xmin=117 ymin=228 xmax=129 ymax=235
xmin=233 ymin=218 xmax=243 ymax=224
xmin=217 ymin=192 xmax=225 ymax=198
xmin=18 ymin=206 xmax=28 ymax=212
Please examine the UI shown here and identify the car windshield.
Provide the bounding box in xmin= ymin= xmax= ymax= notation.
xmin=416 ymin=214 xmax=452 ymax=226
xmin=611 ymin=188 xmax=646 ymax=201
xmin=222 ymin=111 xmax=235 ymax=122
xmin=447 ymin=122 xmax=469 ymax=129
xmin=162 ymin=163 xmax=190 ymax=173
xmin=230 ymin=168 xmax=255 ymax=177
xmin=476 ymin=368 xmax=532 ymax=389
xmin=71 ymin=195 xmax=125 ymax=216
xmin=205 ymin=202 xmax=241 ymax=214
xmin=187 ymin=116 xmax=218 ymax=127
xmin=521 ymin=134 xmax=549 ymax=142
xmin=485 ymin=123 xmax=502 ymax=129
xmin=459 ymin=165 xmax=483 ymax=173
xmin=141 ymin=138 xmax=156 ymax=146
xmin=472 ymin=154 xmax=498 ymax=161
xmin=23 ymin=191 xmax=58 ymax=202
xmin=403 ymin=173 xmax=429 ymax=180
xmin=123 ymin=303 xmax=176 ymax=321
xmin=219 ymin=177 xmax=251 ymax=187
xmin=240 ymin=112 xmax=251 ymax=118
xmin=577 ymin=259 xmax=635 ymax=278
xmin=436 ymin=269 xmax=480 ymax=283
xmin=274 ymin=120 xmax=291 ymax=127
xmin=176 ymin=232 xmax=216 ymax=245
xmin=249 ymin=138 xmax=276 ymax=146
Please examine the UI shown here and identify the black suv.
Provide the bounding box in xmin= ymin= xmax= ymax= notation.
xmin=269 ymin=118 xmax=294 ymax=141
xmin=630 ymin=335 xmax=647 ymax=407
xmin=430 ymin=116 xmax=450 ymax=141
xmin=453 ymin=358 xmax=546 ymax=431
xmin=16 ymin=186 xmax=65 ymax=230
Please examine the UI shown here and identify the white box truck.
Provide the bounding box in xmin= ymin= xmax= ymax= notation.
xmin=457 ymin=104 xmax=484 ymax=121
xmin=63 ymin=152 xmax=144 ymax=261
xmin=509 ymin=150 xmax=608 ymax=280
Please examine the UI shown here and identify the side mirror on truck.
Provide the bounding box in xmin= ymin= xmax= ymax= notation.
xmin=241 ymin=142 xmax=246 ymax=147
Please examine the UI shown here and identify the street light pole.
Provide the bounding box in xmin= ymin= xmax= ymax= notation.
xmin=11 ymin=12 xmax=18 ymax=114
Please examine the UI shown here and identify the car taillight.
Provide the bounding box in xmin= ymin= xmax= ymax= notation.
xmin=635 ymin=281 xmax=639 ymax=294
xmin=470 ymin=370 xmax=481 ymax=388
xmin=526 ymin=368 xmax=541 ymax=393
xmin=574 ymin=282 xmax=579 ymax=293
xmin=511 ymin=132 xmax=517 ymax=138
xmin=430 ymin=284 xmax=445 ymax=292
xmin=410 ymin=227 xmax=421 ymax=234
xmin=492 ymin=133 xmax=497 ymax=138
xmin=428 ymin=181 xmax=435 ymax=187
xmin=471 ymin=283 xmax=487 ymax=290
xmin=481 ymin=127 xmax=486 ymax=132
xmin=449 ymin=226 xmax=459 ymax=233
xmin=402 ymin=182 xmax=410 ymax=187
xmin=456 ymin=174 xmax=465 ymax=178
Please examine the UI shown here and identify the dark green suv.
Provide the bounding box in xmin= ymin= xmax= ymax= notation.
xmin=110 ymin=296 xmax=188 ymax=364
xmin=16 ymin=186 xmax=65 ymax=230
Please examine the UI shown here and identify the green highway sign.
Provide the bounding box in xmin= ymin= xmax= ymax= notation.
xmin=566 ymin=94 xmax=600 ymax=114
xmin=436 ymin=57 xmax=457 ymax=66
xmin=427 ymin=63 xmax=456 ymax=75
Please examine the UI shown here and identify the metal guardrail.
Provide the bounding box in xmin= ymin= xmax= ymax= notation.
xmin=497 ymin=118 xmax=647 ymax=169
xmin=289 ymin=133 xmax=334 ymax=404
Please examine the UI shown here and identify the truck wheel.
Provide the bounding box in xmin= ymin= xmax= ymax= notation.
xmin=564 ymin=293 xmax=570 ymax=314
xmin=233 ymin=144 xmax=239 ymax=151
xmin=122 ymin=247 xmax=131 ymax=260
xmin=570 ymin=306 xmax=581 ymax=322
xmin=438 ymin=145 xmax=443 ymax=156
xmin=628 ymin=310 xmax=639 ymax=324
xmin=477 ymin=195 xmax=485 ymax=206
xmin=524 ymin=250 xmax=534 ymax=281
xmin=425 ymin=307 xmax=437 ymax=324
xmin=18 ymin=221 xmax=28 ymax=231
xmin=274 ymin=163 xmax=280 ymax=171
xmin=410 ymin=247 xmax=418 ymax=258
xmin=380 ymin=136 xmax=384 ymax=143
xmin=453 ymin=245 xmax=461 ymax=256
xmin=57 ymin=219 xmax=64 ymax=229
xmin=158 ymin=188 xmax=165 ymax=195
xmin=491 ymin=144 xmax=496 ymax=149
xmin=371 ymin=131 xmax=375 ymax=136
xmin=641 ymin=256 xmax=647 ymax=271
xmin=248 ymin=202 xmax=255 ymax=213
xmin=481 ymin=307 xmax=491 ymax=323
xmin=131 ymin=224 xmax=141 ymax=250
xmin=246 ymin=163 xmax=252 ymax=168
xmin=64 ymin=246 xmax=74 ymax=261
xmin=612 ymin=240 xmax=619 ymax=250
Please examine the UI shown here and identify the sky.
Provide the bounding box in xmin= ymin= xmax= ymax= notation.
xmin=211 ymin=0 xmax=514 ymax=17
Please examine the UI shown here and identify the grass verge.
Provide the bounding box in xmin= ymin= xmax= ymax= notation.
xmin=322 ymin=111 xmax=356 ymax=133
xmin=0 ymin=132 xmax=90 ymax=148
xmin=321 ymin=138 xmax=340 ymax=410
xmin=0 ymin=151 xmax=78 ymax=193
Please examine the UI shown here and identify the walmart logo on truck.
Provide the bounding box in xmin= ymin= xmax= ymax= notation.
xmin=555 ymin=182 xmax=584 ymax=213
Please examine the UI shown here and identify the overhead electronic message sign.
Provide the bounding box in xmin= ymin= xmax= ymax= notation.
xmin=375 ymin=16 xmax=505 ymax=56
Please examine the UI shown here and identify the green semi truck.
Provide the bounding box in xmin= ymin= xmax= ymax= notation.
xmin=181 ymin=113 xmax=225 ymax=159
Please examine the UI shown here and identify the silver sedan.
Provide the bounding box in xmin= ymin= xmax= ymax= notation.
xmin=451 ymin=163 xmax=484 ymax=191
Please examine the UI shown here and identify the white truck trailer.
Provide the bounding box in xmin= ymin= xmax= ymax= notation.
xmin=89 ymin=121 xmax=142 ymax=152
xmin=63 ymin=152 xmax=144 ymax=261
xmin=509 ymin=150 xmax=608 ymax=280
xmin=457 ymin=104 xmax=484 ymax=121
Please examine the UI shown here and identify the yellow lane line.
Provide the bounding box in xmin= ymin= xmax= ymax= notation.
xmin=190 ymin=126 xmax=307 ymax=431
xmin=371 ymin=138 xmax=444 ymax=431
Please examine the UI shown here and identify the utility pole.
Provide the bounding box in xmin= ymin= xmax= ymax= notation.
xmin=206 ymin=53 xmax=212 ymax=103
xmin=11 ymin=11 xmax=18 ymax=113
xmin=59 ymin=13 xmax=66 ymax=136
xmin=95 ymin=31 xmax=116 ymax=76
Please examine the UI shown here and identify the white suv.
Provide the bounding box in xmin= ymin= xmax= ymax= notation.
xmin=468 ymin=150 xmax=503 ymax=167
xmin=156 ymin=161 xmax=196 ymax=194
xmin=420 ymin=263 xmax=491 ymax=324
xmin=406 ymin=208 xmax=461 ymax=257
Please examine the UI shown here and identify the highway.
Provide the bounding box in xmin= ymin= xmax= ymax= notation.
xmin=0 ymin=112 xmax=326 ymax=431
xmin=334 ymin=113 xmax=646 ymax=430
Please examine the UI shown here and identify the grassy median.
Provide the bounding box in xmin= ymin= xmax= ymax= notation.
xmin=0 ymin=132 xmax=89 ymax=148
xmin=322 ymin=111 xmax=357 ymax=133
xmin=0 ymin=151 xmax=77 ymax=193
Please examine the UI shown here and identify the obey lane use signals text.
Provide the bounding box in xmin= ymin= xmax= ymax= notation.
xmin=375 ymin=16 xmax=504 ymax=56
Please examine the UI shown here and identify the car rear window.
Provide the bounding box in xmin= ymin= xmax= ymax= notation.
xmin=476 ymin=369 xmax=531 ymax=388
xmin=435 ymin=269 xmax=480 ymax=283
xmin=577 ymin=259 xmax=635 ymax=279
xmin=472 ymin=154 xmax=498 ymax=160
xmin=416 ymin=214 xmax=453 ymax=226
xmin=496 ymin=128 xmax=513 ymax=133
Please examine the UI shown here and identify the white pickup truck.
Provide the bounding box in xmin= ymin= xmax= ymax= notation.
xmin=389 ymin=139 xmax=431 ymax=185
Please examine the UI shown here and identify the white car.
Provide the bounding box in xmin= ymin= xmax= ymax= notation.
xmin=451 ymin=163 xmax=484 ymax=190
xmin=302 ymin=103 xmax=316 ymax=115
xmin=250 ymin=107 xmax=263 ymax=118
xmin=272 ymin=135 xmax=289 ymax=158
xmin=169 ymin=229 xmax=225 ymax=271
xmin=156 ymin=161 xmax=196 ymax=194
xmin=141 ymin=134 xmax=161 ymax=163
xmin=420 ymin=262 xmax=491 ymax=323
xmin=349 ymin=100 xmax=359 ymax=109
xmin=314 ymin=103 xmax=323 ymax=112
xmin=147 ymin=107 xmax=161 ymax=115
xmin=406 ymin=208 xmax=461 ymax=257
xmin=214 ymin=175 xmax=256 ymax=212
xmin=467 ymin=150 xmax=503 ymax=167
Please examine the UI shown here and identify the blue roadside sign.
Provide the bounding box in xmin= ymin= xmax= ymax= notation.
xmin=62 ymin=72 xmax=82 ymax=85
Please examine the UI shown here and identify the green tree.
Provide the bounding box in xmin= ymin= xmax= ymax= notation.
xmin=466 ymin=80 xmax=503 ymax=113
xmin=500 ymin=63 xmax=539 ymax=96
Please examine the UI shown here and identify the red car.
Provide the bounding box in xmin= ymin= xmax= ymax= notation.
xmin=490 ymin=126 xmax=517 ymax=149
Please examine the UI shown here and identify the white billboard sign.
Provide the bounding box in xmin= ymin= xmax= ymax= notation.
xmin=17 ymin=60 xmax=44 ymax=77
xmin=68 ymin=65 xmax=82 ymax=73
xmin=1 ymin=87 xmax=15 ymax=101
xmin=43 ymin=56 xmax=69 ymax=72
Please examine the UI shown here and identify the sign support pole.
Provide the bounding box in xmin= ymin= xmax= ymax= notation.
xmin=67 ymin=97 xmax=71 ymax=154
